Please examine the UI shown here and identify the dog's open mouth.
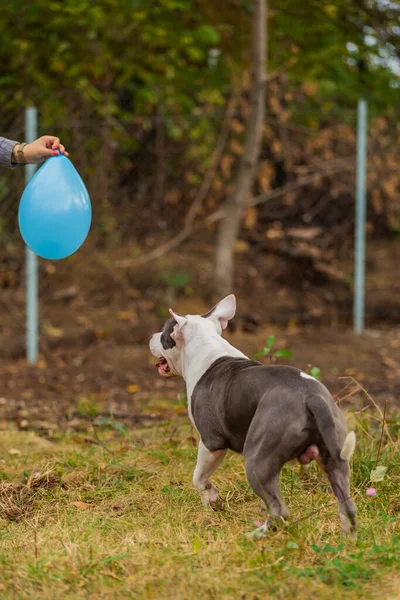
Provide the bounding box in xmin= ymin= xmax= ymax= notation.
xmin=155 ymin=357 xmax=170 ymax=376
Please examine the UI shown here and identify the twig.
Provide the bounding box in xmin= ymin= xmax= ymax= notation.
xmin=288 ymin=500 xmax=338 ymax=527
xmin=34 ymin=528 xmax=38 ymax=561
xmin=352 ymin=414 xmax=374 ymax=440
xmin=338 ymin=377 xmax=394 ymax=444
xmin=375 ymin=398 xmax=388 ymax=465
xmin=335 ymin=386 xmax=361 ymax=405
xmin=293 ymin=156 xmax=356 ymax=176
xmin=249 ymin=165 xmax=355 ymax=208
xmin=333 ymin=379 xmax=357 ymax=401
xmin=91 ymin=421 xmax=115 ymax=457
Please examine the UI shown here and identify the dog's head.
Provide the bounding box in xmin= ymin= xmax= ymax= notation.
xmin=149 ymin=294 xmax=236 ymax=378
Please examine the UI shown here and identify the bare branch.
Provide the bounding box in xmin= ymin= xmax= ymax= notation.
xmin=115 ymin=163 xmax=354 ymax=269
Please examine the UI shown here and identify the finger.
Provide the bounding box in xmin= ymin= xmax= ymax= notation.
xmin=41 ymin=135 xmax=61 ymax=149
xmin=50 ymin=137 xmax=60 ymax=150
xmin=39 ymin=135 xmax=57 ymax=148
xmin=58 ymin=144 xmax=67 ymax=155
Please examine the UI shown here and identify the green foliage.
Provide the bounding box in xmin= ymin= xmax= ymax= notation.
xmin=161 ymin=269 xmax=190 ymax=290
xmin=0 ymin=0 xmax=229 ymax=124
xmin=268 ymin=0 xmax=400 ymax=119
xmin=310 ymin=366 xmax=321 ymax=380
xmin=77 ymin=397 xmax=99 ymax=418
xmin=253 ymin=335 xmax=293 ymax=362
xmin=0 ymin=0 xmax=398 ymax=125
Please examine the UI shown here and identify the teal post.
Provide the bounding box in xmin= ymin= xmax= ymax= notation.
xmin=25 ymin=107 xmax=39 ymax=363
xmin=354 ymin=99 xmax=368 ymax=334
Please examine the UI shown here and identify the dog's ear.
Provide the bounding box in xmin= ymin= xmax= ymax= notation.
xmin=203 ymin=294 xmax=236 ymax=331
xmin=169 ymin=309 xmax=187 ymax=341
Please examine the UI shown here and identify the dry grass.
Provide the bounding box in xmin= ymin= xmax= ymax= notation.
xmin=0 ymin=403 xmax=399 ymax=600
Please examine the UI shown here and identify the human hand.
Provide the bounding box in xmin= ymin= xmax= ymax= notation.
xmin=14 ymin=136 xmax=69 ymax=165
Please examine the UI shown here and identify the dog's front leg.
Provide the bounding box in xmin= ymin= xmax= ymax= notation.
xmin=193 ymin=440 xmax=227 ymax=509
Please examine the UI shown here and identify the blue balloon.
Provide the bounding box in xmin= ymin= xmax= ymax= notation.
xmin=18 ymin=153 xmax=92 ymax=260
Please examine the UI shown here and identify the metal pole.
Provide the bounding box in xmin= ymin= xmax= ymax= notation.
xmin=25 ymin=107 xmax=39 ymax=363
xmin=354 ymin=98 xmax=368 ymax=334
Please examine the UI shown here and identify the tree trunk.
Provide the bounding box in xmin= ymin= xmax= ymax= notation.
xmin=215 ymin=0 xmax=267 ymax=297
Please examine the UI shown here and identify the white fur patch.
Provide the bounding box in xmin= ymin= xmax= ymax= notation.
xmin=300 ymin=372 xmax=316 ymax=381
xmin=340 ymin=431 xmax=356 ymax=461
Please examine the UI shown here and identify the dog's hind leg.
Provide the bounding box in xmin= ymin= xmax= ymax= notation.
xmin=322 ymin=458 xmax=357 ymax=534
xmin=193 ymin=440 xmax=227 ymax=509
xmin=245 ymin=457 xmax=289 ymax=532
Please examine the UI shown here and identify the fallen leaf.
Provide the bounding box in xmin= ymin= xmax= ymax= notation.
xmin=100 ymin=571 xmax=122 ymax=581
xmin=381 ymin=356 xmax=399 ymax=371
xmin=127 ymin=288 xmax=141 ymax=299
xmin=370 ymin=466 xmax=388 ymax=483
xmin=8 ymin=449 xmax=22 ymax=456
xmin=230 ymin=139 xmax=244 ymax=155
xmin=287 ymin=227 xmax=323 ymax=240
xmin=127 ymin=385 xmax=141 ymax=393
xmin=53 ymin=285 xmax=79 ymax=301
xmin=234 ymin=240 xmax=249 ymax=253
xmin=71 ymin=501 xmax=92 ymax=510
xmin=118 ymin=311 xmax=134 ymax=321
xmin=44 ymin=326 xmax=64 ymax=338
xmin=96 ymin=330 xmax=106 ymax=338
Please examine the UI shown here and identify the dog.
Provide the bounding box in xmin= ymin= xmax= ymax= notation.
xmin=149 ymin=295 xmax=356 ymax=534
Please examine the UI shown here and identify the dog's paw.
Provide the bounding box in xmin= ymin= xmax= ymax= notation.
xmin=200 ymin=485 xmax=223 ymax=510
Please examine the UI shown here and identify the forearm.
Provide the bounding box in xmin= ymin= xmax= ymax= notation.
xmin=0 ymin=136 xmax=19 ymax=169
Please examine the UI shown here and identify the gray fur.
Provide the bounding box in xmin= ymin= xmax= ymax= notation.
xmin=191 ymin=357 xmax=357 ymax=532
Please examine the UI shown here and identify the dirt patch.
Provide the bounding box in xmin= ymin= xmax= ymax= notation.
xmin=1 ymin=321 xmax=399 ymax=435
xmin=1 ymin=239 xmax=400 ymax=430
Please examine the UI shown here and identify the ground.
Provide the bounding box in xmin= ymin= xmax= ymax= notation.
xmin=1 ymin=322 xmax=400 ymax=433
xmin=0 ymin=402 xmax=399 ymax=599
xmin=1 ymin=243 xmax=400 ymax=598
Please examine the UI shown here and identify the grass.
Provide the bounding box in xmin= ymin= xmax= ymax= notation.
xmin=0 ymin=401 xmax=399 ymax=600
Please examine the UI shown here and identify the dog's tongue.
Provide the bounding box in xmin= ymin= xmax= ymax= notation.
xmin=155 ymin=358 xmax=169 ymax=375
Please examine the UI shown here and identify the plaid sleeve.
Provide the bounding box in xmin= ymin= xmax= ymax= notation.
xmin=0 ymin=136 xmax=20 ymax=168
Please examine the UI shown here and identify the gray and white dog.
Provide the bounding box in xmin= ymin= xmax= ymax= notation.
xmin=149 ymin=295 xmax=356 ymax=534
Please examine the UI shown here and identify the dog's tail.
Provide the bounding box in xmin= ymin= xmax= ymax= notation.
xmin=307 ymin=395 xmax=355 ymax=461
xmin=340 ymin=431 xmax=356 ymax=461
